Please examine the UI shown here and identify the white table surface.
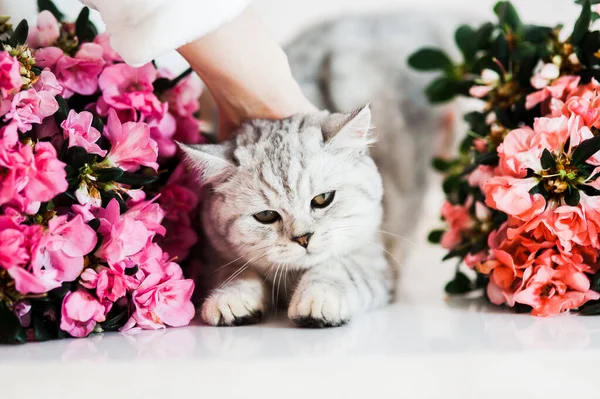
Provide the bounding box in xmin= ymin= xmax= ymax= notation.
xmin=3 ymin=188 xmax=600 ymax=399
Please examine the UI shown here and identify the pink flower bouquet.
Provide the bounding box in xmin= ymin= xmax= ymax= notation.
xmin=0 ymin=2 xmax=206 ymax=343
xmin=410 ymin=0 xmax=600 ymax=316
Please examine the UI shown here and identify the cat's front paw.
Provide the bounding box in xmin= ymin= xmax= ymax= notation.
xmin=288 ymin=283 xmax=356 ymax=328
xmin=201 ymin=286 xmax=265 ymax=327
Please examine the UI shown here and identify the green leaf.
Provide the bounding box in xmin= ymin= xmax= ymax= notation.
xmin=572 ymin=0 xmax=591 ymax=45
xmin=455 ymin=25 xmax=476 ymax=61
xmin=491 ymin=33 xmax=509 ymax=69
xmin=474 ymin=152 xmax=499 ymax=166
xmin=494 ymin=1 xmax=523 ymax=32
xmin=444 ymin=271 xmax=472 ymax=294
xmin=0 ymin=303 xmax=27 ymax=345
xmin=513 ymin=42 xmax=538 ymax=86
xmin=114 ymin=171 xmax=159 ymax=186
xmin=54 ymin=95 xmax=69 ymax=126
xmin=572 ymin=136 xmax=600 ymax=165
xmin=9 ymin=19 xmax=28 ymax=47
xmin=88 ymin=218 xmax=101 ymax=231
xmin=75 ymin=7 xmax=97 ymax=43
xmin=541 ymin=149 xmax=556 ymax=169
xmin=523 ymin=25 xmax=554 ymax=43
xmin=472 ymin=55 xmax=504 ymax=76
xmin=94 ymin=167 xmax=124 ymax=183
xmin=91 ymin=114 xmax=104 ymax=134
xmin=153 ymin=68 xmax=193 ymax=92
xmin=425 ymin=77 xmax=459 ymax=103
xmin=580 ymin=302 xmax=600 ymax=315
xmin=431 ymin=157 xmax=455 ymax=172
xmin=100 ymin=306 xmax=129 ymax=332
xmin=428 ymin=229 xmax=445 ymax=244
xmin=591 ymin=270 xmax=600 ymax=292
xmin=579 ymin=184 xmax=600 ymax=196
xmin=564 ymin=186 xmax=581 ymax=206
xmin=407 ymin=48 xmax=454 ymax=72
xmin=37 ymin=0 xmax=65 ymax=21
xmin=65 ymin=146 xmax=92 ymax=170
xmin=474 ymin=22 xmax=495 ymax=50
xmin=442 ymin=246 xmax=470 ymax=261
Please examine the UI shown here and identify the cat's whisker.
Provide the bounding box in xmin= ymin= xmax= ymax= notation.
xmin=218 ymin=253 xmax=268 ymax=289
xmin=271 ymin=261 xmax=282 ymax=314
xmin=336 ymin=233 xmax=404 ymax=270
xmin=376 ymin=229 xmax=415 ymax=245
xmin=214 ymin=244 xmax=272 ymax=273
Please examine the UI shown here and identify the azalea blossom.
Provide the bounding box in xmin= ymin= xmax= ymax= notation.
xmin=103 ymin=109 xmax=159 ymax=171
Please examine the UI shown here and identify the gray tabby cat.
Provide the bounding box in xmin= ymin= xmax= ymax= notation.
xmin=181 ymin=12 xmax=454 ymax=327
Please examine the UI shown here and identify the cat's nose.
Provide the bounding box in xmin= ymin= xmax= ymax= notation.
xmin=292 ymin=232 xmax=313 ymax=248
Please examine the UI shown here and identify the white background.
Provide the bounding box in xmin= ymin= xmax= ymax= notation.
xmin=3 ymin=1 xmax=600 ymax=398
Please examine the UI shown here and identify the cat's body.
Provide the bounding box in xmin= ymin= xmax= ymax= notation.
xmin=184 ymin=12 xmax=454 ymax=327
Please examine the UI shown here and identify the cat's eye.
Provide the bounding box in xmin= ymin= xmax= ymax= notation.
xmin=253 ymin=210 xmax=281 ymax=224
xmin=311 ymin=191 xmax=336 ymax=208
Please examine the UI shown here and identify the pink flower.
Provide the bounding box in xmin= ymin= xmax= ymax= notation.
xmin=32 ymin=68 xmax=63 ymax=97
xmin=513 ymin=265 xmax=600 ymax=317
xmin=0 ymin=53 xmax=22 ymax=97
xmin=55 ymin=43 xmax=105 ymax=97
xmin=158 ymin=221 xmax=198 ymax=261
xmin=484 ymin=176 xmax=545 ymax=221
xmin=14 ymin=215 xmax=98 ymax=295
xmin=103 ymin=109 xmax=159 ymax=171
xmin=97 ymin=63 xmax=163 ymax=121
xmin=60 ymin=290 xmax=106 ymax=338
xmin=121 ymin=273 xmax=195 ymax=332
xmin=125 ymin=197 xmax=166 ymax=236
xmin=0 ymin=216 xmax=29 ymax=271
xmin=22 ymin=142 xmax=68 ymax=203
xmin=149 ymin=111 xmax=177 ymax=157
xmin=526 ymin=75 xmax=580 ymax=110
xmin=162 ymin=73 xmax=202 ymax=117
xmin=95 ymin=199 xmax=151 ymax=265
xmin=60 ymin=110 xmax=107 ymax=156
xmin=14 ymin=300 xmax=32 ymax=328
xmin=95 ymin=265 xmax=135 ymax=302
xmin=5 ymin=89 xmax=58 ymax=132
xmin=552 ymin=205 xmax=599 ymax=252
xmin=497 ymin=127 xmax=543 ymax=177
xmin=27 ymin=10 xmax=60 ymax=48
xmin=93 ymin=33 xmax=122 ymax=63
xmin=467 ymin=165 xmax=494 ymax=191
xmin=33 ymin=46 xmax=63 ymax=69
xmin=562 ymin=84 xmax=600 ymax=128
xmin=129 ymin=240 xmax=184 ymax=282
xmin=0 ymin=120 xmax=18 ymax=148
xmin=469 ymin=69 xmax=499 ymax=98
xmin=440 ymin=199 xmax=473 ymax=249
xmin=530 ymin=63 xmax=560 ymax=90
xmin=173 ymin=115 xmax=204 ymax=144
xmin=159 ymin=183 xmax=199 ymax=222
xmin=34 ymin=117 xmax=64 ymax=149
xmin=485 ymin=250 xmax=533 ymax=307
xmin=0 ymin=141 xmax=32 ymax=208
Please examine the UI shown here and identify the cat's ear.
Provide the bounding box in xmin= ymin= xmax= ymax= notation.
xmin=322 ymin=104 xmax=374 ymax=150
xmin=178 ymin=142 xmax=235 ymax=184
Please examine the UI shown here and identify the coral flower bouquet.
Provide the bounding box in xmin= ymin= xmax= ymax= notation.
xmin=410 ymin=0 xmax=600 ymax=316
xmin=0 ymin=0 xmax=207 ymax=344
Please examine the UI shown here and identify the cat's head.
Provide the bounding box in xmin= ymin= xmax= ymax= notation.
xmin=180 ymin=105 xmax=383 ymax=270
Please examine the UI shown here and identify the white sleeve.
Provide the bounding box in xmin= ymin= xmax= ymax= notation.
xmin=81 ymin=0 xmax=251 ymax=66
